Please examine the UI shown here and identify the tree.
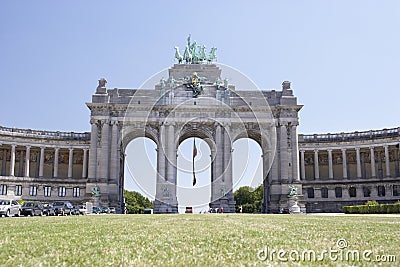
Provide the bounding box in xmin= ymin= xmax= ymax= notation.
xmin=234 ymin=185 xmax=263 ymax=213
xmin=124 ymin=190 xmax=153 ymax=214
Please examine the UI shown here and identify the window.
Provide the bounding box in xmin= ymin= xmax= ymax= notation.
xmin=44 ymin=186 xmax=51 ymax=197
xmin=15 ymin=185 xmax=22 ymax=196
xmin=0 ymin=184 xmax=7 ymax=195
xmin=73 ymin=187 xmax=80 ymax=198
xmin=377 ymin=186 xmax=385 ymax=197
xmin=29 ymin=186 xmax=37 ymax=196
xmin=335 ymin=187 xmax=342 ymax=198
xmin=321 ymin=187 xmax=328 ymax=198
xmin=58 ymin=186 xmax=66 ymax=197
xmin=363 ymin=187 xmax=371 ymax=197
xmin=307 ymin=187 xmax=314 ymax=198
xmin=393 ymin=185 xmax=400 ymax=197
xmin=349 ymin=187 xmax=357 ymax=198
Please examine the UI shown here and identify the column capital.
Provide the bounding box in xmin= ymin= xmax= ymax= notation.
xmin=327 ymin=149 xmax=332 ymax=152
xmin=26 ymin=145 xmax=31 ymax=149
xmin=341 ymin=148 xmax=346 ymax=152
xmin=11 ymin=144 xmax=16 ymax=148
xmin=314 ymin=149 xmax=319 ymax=153
xmin=300 ymin=149 xmax=305 ymax=153
xmin=69 ymin=148 xmax=74 ymax=152
xmin=355 ymin=147 xmax=360 ymax=152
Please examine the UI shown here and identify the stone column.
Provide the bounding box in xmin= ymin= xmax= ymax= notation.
xmin=342 ymin=149 xmax=347 ymax=179
xmin=384 ymin=145 xmax=391 ymax=177
xmin=314 ymin=150 xmax=319 ymax=179
xmin=157 ymin=123 xmax=166 ymax=182
xmin=109 ymin=121 xmax=119 ymax=181
xmin=223 ymin=126 xmax=232 ymax=191
xmin=270 ymin=124 xmax=279 ymax=182
xmin=82 ymin=149 xmax=88 ymax=178
xmin=300 ymin=150 xmax=305 ymax=180
xmin=88 ymin=119 xmax=98 ymax=180
xmin=1 ymin=149 xmax=6 ymax=176
xmin=280 ymin=123 xmax=288 ymax=182
xmin=215 ymin=124 xmax=223 ymax=182
xmin=68 ymin=148 xmax=74 ymax=178
xmin=370 ymin=147 xmax=376 ymax=178
xmin=25 ymin=146 xmax=31 ymax=177
xmin=39 ymin=147 xmax=45 ymax=177
xmin=53 ymin=147 xmax=59 ymax=178
xmin=100 ymin=120 xmax=110 ymax=180
xmin=327 ymin=149 xmax=333 ymax=179
xmin=291 ymin=124 xmax=300 ymax=182
xmin=10 ymin=144 xmax=16 ymax=176
xmin=355 ymin=147 xmax=362 ymax=178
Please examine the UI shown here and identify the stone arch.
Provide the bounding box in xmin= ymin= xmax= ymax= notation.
xmin=121 ymin=124 xmax=159 ymax=151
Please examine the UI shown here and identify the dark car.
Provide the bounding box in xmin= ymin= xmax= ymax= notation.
xmin=42 ymin=203 xmax=55 ymax=216
xmin=92 ymin=207 xmax=101 ymax=214
xmin=21 ymin=201 xmax=44 ymax=216
xmin=53 ymin=201 xmax=74 ymax=216
xmin=101 ymin=207 xmax=110 ymax=214
xmin=71 ymin=206 xmax=80 ymax=215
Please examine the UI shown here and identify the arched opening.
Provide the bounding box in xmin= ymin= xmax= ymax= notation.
xmin=124 ymin=137 xmax=157 ymax=202
xmin=232 ymin=138 xmax=263 ymax=190
xmin=232 ymin=138 xmax=263 ymax=212
xmin=177 ymin=137 xmax=211 ymax=213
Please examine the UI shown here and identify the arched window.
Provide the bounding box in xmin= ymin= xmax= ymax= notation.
xmin=363 ymin=187 xmax=371 ymax=197
xmin=377 ymin=186 xmax=385 ymax=197
xmin=349 ymin=187 xmax=357 ymax=198
xmin=335 ymin=187 xmax=342 ymax=198
xmin=321 ymin=187 xmax=328 ymax=198
xmin=307 ymin=187 xmax=314 ymax=198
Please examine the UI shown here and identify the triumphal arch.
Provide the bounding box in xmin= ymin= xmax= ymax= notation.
xmin=86 ymin=38 xmax=303 ymax=213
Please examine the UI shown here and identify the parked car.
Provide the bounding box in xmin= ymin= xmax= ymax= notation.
xmin=0 ymin=199 xmax=21 ymax=217
xmin=42 ymin=202 xmax=55 ymax=216
xmin=71 ymin=206 xmax=80 ymax=215
xmin=21 ymin=201 xmax=44 ymax=216
xmin=53 ymin=201 xmax=74 ymax=216
xmin=77 ymin=205 xmax=87 ymax=215
xmin=101 ymin=207 xmax=110 ymax=214
xmin=92 ymin=206 xmax=101 ymax=214
xmin=109 ymin=207 xmax=116 ymax=214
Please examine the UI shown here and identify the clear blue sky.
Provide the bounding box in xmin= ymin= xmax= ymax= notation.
xmin=1 ymin=1 xmax=400 ymax=211
xmin=1 ymin=1 xmax=399 ymax=134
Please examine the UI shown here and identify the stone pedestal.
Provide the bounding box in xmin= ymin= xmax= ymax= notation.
xmin=288 ymin=197 xmax=301 ymax=214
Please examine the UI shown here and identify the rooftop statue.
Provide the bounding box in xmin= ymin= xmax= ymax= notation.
xmin=174 ymin=47 xmax=183 ymax=64
xmin=175 ymin=35 xmax=217 ymax=64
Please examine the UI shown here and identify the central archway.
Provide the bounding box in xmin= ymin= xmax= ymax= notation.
xmin=177 ymin=137 xmax=211 ymax=213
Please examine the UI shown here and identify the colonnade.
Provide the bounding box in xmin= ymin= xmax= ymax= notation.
xmin=299 ymin=144 xmax=400 ymax=180
xmin=0 ymin=143 xmax=88 ymax=179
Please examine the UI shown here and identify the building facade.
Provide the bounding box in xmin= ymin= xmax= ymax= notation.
xmin=299 ymin=129 xmax=400 ymax=212
xmin=0 ymin=63 xmax=399 ymax=213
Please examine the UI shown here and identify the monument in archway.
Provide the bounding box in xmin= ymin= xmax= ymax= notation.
xmin=86 ymin=37 xmax=303 ymax=213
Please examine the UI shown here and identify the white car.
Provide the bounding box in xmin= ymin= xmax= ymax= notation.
xmin=78 ymin=205 xmax=88 ymax=215
xmin=0 ymin=199 xmax=21 ymax=217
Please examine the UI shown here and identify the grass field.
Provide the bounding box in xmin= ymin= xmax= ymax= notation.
xmin=0 ymin=214 xmax=399 ymax=266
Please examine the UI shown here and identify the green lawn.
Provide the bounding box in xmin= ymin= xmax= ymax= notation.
xmin=0 ymin=214 xmax=399 ymax=266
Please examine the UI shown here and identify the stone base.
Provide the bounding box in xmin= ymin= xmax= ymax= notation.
xmin=153 ymin=200 xmax=178 ymax=214
xmin=210 ymin=197 xmax=236 ymax=213
xmin=288 ymin=198 xmax=301 ymax=214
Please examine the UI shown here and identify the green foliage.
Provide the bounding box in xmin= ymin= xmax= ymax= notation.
xmin=124 ymin=190 xmax=153 ymax=214
xmin=365 ymin=200 xmax=379 ymax=206
xmin=343 ymin=202 xmax=400 ymax=214
xmin=234 ymin=185 xmax=263 ymax=213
